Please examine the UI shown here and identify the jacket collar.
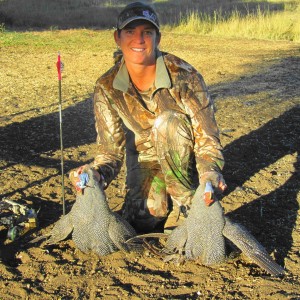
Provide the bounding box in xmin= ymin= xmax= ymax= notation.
xmin=112 ymin=50 xmax=171 ymax=93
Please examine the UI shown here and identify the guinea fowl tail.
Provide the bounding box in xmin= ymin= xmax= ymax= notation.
xmin=47 ymin=214 xmax=73 ymax=245
xmin=222 ymin=217 xmax=285 ymax=276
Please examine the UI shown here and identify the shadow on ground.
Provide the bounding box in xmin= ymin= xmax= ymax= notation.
xmin=211 ymin=56 xmax=300 ymax=101
xmin=223 ymin=106 xmax=299 ymax=266
xmin=0 ymin=50 xmax=299 ymax=269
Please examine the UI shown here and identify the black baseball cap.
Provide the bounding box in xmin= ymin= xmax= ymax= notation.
xmin=117 ymin=2 xmax=160 ymax=31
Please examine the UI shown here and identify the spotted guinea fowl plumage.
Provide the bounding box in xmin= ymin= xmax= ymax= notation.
xmin=162 ymin=182 xmax=285 ymax=276
xmin=47 ymin=166 xmax=137 ymax=256
xmin=127 ymin=181 xmax=285 ymax=276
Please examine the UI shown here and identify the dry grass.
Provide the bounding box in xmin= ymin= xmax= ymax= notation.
xmin=0 ymin=0 xmax=299 ymax=41
xmin=173 ymin=3 xmax=300 ymax=41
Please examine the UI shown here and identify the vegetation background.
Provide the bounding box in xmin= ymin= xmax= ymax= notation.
xmin=0 ymin=0 xmax=299 ymax=299
xmin=0 ymin=0 xmax=299 ymax=41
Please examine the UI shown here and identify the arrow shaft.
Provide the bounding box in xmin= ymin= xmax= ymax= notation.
xmin=57 ymin=53 xmax=65 ymax=215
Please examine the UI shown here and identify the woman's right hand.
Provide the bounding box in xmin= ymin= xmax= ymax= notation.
xmin=69 ymin=165 xmax=105 ymax=193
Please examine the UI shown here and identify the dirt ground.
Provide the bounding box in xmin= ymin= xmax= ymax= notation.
xmin=0 ymin=31 xmax=299 ymax=299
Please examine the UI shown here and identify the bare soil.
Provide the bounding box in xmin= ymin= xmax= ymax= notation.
xmin=0 ymin=31 xmax=299 ymax=299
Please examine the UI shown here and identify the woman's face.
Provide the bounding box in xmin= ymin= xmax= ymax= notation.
xmin=114 ymin=20 xmax=161 ymax=66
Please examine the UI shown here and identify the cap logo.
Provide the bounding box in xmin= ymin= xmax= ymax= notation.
xmin=143 ymin=10 xmax=157 ymax=22
xmin=117 ymin=5 xmax=160 ymax=30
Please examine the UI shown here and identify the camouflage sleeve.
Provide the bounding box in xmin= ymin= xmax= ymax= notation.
xmin=91 ymin=82 xmax=125 ymax=186
xmin=180 ymin=73 xmax=225 ymax=175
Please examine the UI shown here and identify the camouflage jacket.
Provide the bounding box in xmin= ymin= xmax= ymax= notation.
xmin=91 ymin=51 xmax=224 ymax=186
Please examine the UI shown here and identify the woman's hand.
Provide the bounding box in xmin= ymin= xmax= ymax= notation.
xmin=69 ymin=165 xmax=105 ymax=193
